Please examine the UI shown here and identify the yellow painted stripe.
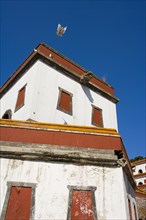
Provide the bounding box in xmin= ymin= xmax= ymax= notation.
xmin=0 ymin=119 xmax=119 ymax=136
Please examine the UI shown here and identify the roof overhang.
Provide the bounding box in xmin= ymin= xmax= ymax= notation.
xmin=0 ymin=43 xmax=119 ymax=103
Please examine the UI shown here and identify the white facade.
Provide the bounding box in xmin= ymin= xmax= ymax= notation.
xmin=0 ymin=43 xmax=137 ymax=220
xmin=0 ymin=60 xmax=118 ymax=130
xmin=133 ymin=163 xmax=146 ymax=175
xmin=0 ymin=158 xmax=137 ymax=220
xmin=135 ymin=176 xmax=145 ymax=185
xmin=132 ymin=160 xmax=146 ymax=186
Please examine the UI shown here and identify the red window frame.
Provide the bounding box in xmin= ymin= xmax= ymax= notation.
xmin=57 ymin=88 xmax=73 ymax=115
xmin=15 ymin=85 xmax=26 ymax=111
xmin=91 ymin=105 xmax=103 ymax=127
xmin=67 ymin=186 xmax=97 ymax=220
xmin=5 ymin=186 xmax=32 ymax=220
xmin=1 ymin=182 xmax=36 ymax=220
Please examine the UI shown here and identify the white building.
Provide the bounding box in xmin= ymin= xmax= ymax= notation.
xmin=131 ymin=159 xmax=146 ymax=220
xmin=0 ymin=43 xmax=138 ymax=220
xmin=131 ymin=158 xmax=146 ymax=188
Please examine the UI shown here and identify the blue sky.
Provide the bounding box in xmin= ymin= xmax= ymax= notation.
xmin=1 ymin=0 xmax=145 ymax=159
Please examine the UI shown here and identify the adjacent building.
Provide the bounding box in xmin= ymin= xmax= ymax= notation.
xmin=0 ymin=42 xmax=138 ymax=220
xmin=131 ymin=158 xmax=146 ymax=187
xmin=131 ymin=159 xmax=146 ymax=220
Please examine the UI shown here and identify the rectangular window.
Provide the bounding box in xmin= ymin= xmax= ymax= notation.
xmin=92 ymin=105 xmax=103 ymax=127
xmin=5 ymin=186 xmax=32 ymax=220
xmin=1 ymin=182 xmax=36 ymax=220
xmin=57 ymin=88 xmax=73 ymax=115
xmin=15 ymin=85 xmax=26 ymax=111
xmin=128 ymin=199 xmax=132 ymax=220
xmin=134 ymin=205 xmax=137 ymax=220
xmin=67 ymin=186 xmax=97 ymax=220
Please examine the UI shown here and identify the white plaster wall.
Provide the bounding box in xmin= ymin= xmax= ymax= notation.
xmin=0 ymin=62 xmax=38 ymax=120
xmin=0 ymin=60 xmax=118 ymax=130
xmin=123 ymin=171 xmax=138 ymax=220
xmin=135 ymin=177 xmax=146 ymax=185
xmin=0 ymin=158 xmax=130 ymax=220
xmin=32 ymin=61 xmax=118 ymax=130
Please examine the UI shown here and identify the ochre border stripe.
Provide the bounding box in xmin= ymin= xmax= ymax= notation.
xmin=0 ymin=119 xmax=119 ymax=136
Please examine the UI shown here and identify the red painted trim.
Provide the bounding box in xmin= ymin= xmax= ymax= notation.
xmin=134 ymin=172 xmax=146 ymax=178
xmin=131 ymin=159 xmax=146 ymax=166
xmin=137 ymin=185 xmax=146 ymax=190
xmin=0 ymin=52 xmax=36 ymax=93
xmin=37 ymin=44 xmax=115 ymax=96
xmin=0 ymin=126 xmax=123 ymax=151
xmin=136 ymin=191 xmax=146 ymax=198
xmin=0 ymin=43 xmax=117 ymax=100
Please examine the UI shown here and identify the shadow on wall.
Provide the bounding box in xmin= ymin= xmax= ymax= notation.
xmin=81 ymin=85 xmax=94 ymax=103
xmin=63 ymin=118 xmax=68 ymax=124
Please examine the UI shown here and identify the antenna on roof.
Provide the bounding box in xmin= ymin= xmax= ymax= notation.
xmin=56 ymin=24 xmax=67 ymax=37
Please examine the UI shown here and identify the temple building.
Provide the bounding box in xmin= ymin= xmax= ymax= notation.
xmin=131 ymin=158 xmax=146 ymax=220
xmin=0 ymin=43 xmax=138 ymax=219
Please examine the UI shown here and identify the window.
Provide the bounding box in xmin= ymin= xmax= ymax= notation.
xmin=134 ymin=205 xmax=137 ymax=220
xmin=128 ymin=199 xmax=132 ymax=220
xmin=138 ymin=182 xmax=143 ymax=185
xmin=2 ymin=109 xmax=12 ymax=119
xmin=138 ymin=169 xmax=143 ymax=174
xmin=1 ymin=182 xmax=36 ymax=220
xmin=67 ymin=186 xmax=97 ymax=220
xmin=15 ymin=85 xmax=26 ymax=111
xmin=57 ymin=88 xmax=73 ymax=115
xmin=91 ymin=105 xmax=103 ymax=127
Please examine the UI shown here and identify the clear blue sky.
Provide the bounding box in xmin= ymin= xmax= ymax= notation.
xmin=1 ymin=0 xmax=145 ymax=159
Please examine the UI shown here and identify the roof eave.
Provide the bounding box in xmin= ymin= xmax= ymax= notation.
xmin=0 ymin=46 xmax=119 ymax=103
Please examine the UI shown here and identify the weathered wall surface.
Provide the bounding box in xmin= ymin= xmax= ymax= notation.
xmin=123 ymin=172 xmax=138 ymax=219
xmin=0 ymin=60 xmax=118 ymax=130
xmin=0 ymin=158 xmax=131 ymax=220
xmin=136 ymin=196 xmax=146 ymax=220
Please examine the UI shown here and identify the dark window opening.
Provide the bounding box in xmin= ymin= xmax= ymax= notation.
xmin=128 ymin=199 xmax=132 ymax=220
xmin=134 ymin=205 xmax=137 ymax=220
xmin=138 ymin=169 xmax=143 ymax=174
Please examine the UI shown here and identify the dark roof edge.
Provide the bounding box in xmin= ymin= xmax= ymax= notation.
xmin=39 ymin=42 xmax=114 ymax=89
xmin=0 ymin=43 xmax=119 ymax=103
xmin=0 ymin=50 xmax=36 ymax=94
xmin=36 ymin=50 xmax=119 ymax=103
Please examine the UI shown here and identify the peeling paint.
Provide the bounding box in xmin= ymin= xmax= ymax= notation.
xmin=0 ymin=158 xmax=136 ymax=219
